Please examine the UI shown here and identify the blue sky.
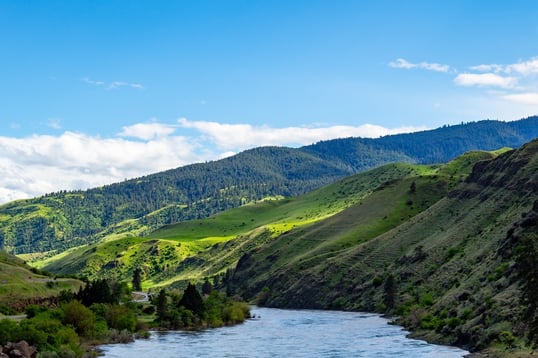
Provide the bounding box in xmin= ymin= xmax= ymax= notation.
xmin=1 ymin=0 xmax=538 ymax=203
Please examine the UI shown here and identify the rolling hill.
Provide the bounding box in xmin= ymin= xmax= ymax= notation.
xmin=229 ymin=139 xmax=538 ymax=352
xmin=0 ymin=251 xmax=82 ymax=312
xmin=22 ymin=138 xmax=538 ymax=354
xmin=38 ymin=148 xmax=496 ymax=289
xmin=1 ymin=116 xmax=537 ymax=257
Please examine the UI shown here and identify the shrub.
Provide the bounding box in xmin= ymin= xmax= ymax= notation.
xmin=104 ymin=305 xmax=136 ymax=332
xmin=0 ymin=319 xmax=21 ymax=344
xmin=223 ymin=302 xmax=250 ymax=324
xmin=0 ymin=303 xmax=17 ymax=315
xmin=61 ymin=301 xmax=96 ymax=337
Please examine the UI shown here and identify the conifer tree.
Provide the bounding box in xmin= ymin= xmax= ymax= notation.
xmin=179 ymin=282 xmax=205 ymax=317
xmin=132 ymin=268 xmax=142 ymax=291
xmin=155 ymin=288 xmax=168 ymax=323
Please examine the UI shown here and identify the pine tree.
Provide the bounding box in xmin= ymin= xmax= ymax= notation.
xmin=179 ymin=282 xmax=205 ymax=317
xmin=383 ymin=274 xmax=396 ymax=311
xmin=155 ymin=288 xmax=168 ymax=323
xmin=201 ymin=278 xmax=213 ymax=295
xmin=132 ymin=268 xmax=142 ymax=291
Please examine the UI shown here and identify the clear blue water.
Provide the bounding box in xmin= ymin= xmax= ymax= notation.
xmin=100 ymin=307 xmax=469 ymax=357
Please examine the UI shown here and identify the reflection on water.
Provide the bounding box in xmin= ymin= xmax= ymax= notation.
xmin=101 ymin=307 xmax=469 ymax=357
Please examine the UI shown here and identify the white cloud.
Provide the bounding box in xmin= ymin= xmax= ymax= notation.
xmin=82 ymin=77 xmax=105 ymax=86
xmin=0 ymin=119 xmax=428 ymax=204
xmin=107 ymin=81 xmax=144 ymax=90
xmin=454 ymin=73 xmax=517 ymax=88
xmin=119 ymin=122 xmax=176 ymax=140
xmin=469 ymin=64 xmax=504 ymax=73
xmin=177 ymin=118 xmax=426 ymax=150
xmin=0 ymin=130 xmax=206 ymax=204
xmin=505 ymin=57 xmax=538 ymax=76
xmin=389 ymin=58 xmax=450 ymax=72
xmin=459 ymin=56 xmax=538 ymax=108
xmin=82 ymin=77 xmax=144 ymax=90
xmin=47 ymin=118 xmax=62 ymax=130
xmin=503 ymin=92 xmax=538 ymax=105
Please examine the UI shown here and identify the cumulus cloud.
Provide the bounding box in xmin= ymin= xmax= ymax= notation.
xmin=177 ymin=118 xmax=426 ymax=150
xmin=82 ymin=77 xmax=105 ymax=86
xmin=391 ymin=56 xmax=538 ymax=106
xmin=118 ymin=122 xmax=177 ymax=140
xmin=0 ymin=119 xmax=427 ymax=204
xmin=0 ymin=131 xmax=206 ymax=204
xmin=454 ymin=73 xmax=517 ymax=88
xmin=505 ymin=57 xmax=538 ymax=76
xmin=450 ymin=56 xmax=538 ymax=106
xmin=388 ymin=58 xmax=450 ymax=72
xmin=108 ymin=81 xmax=144 ymax=90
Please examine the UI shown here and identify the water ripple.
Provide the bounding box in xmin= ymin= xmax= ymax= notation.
xmin=101 ymin=307 xmax=469 ymax=358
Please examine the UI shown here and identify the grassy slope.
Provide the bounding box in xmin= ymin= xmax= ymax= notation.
xmin=0 ymin=251 xmax=82 ymax=308
xmin=38 ymin=162 xmax=446 ymax=286
xmin=230 ymin=141 xmax=538 ymax=353
xmin=34 ymin=146 xmax=535 ymax=354
xmin=4 ymin=117 xmax=537 ymax=258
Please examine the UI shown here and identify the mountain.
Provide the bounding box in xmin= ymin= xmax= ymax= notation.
xmin=1 ymin=116 xmax=537 ymax=256
xmin=39 ymin=158 xmax=459 ymax=282
xmin=229 ymin=139 xmax=538 ymax=352
xmin=30 ymin=138 xmax=538 ymax=353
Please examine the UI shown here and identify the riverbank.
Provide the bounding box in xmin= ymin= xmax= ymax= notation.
xmin=404 ymin=323 xmax=534 ymax=358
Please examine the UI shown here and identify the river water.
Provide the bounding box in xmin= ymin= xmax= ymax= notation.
xmin=100 ymin=307 xmax=469 ymax=357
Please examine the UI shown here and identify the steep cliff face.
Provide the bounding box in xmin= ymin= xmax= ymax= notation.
xmin=230 ymin=139 xmax=538 ymax=351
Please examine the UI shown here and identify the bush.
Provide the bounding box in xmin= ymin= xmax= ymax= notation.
xmin=61 ymin=301 xmax=96 ymax=337
xmin=26 ymin=304 xmax=48 ymax=318
xmin=223 ymin=302 xmax=250 ymax=324
xmin=420 ymin=313 xmax=441 ymax=330
xmin=0 ymin=303 xmax=17 ymax=315
xmin=104 ymin=305 xmax=136 ymax=332
xmin=0 ymin=319 xmax=21 ymax=344
xmin=106 ymin=329 xmax=134 ymax=344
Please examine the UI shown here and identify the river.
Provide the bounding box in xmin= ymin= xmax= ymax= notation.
xmin=100 ymin=307 xmax=469 ymax=357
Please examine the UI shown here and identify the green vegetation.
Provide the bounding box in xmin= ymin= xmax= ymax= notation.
xmin=0 ymin=277 xmax=250 ymax=357
xmin=0 ymin=251 xmax=82 ymax=309
xmin=0 ymin=278 xmax=144 ymax=357
xmin=1 ymin=117 xmax=537 ymax=256
xmin=153 ymin=283 xmax=250 ymax=329
xmin=2 ymin=119 xmax=538 ymax=356
xmin=227 ymin=139 xmax=538 ymax=354
xmin=37 ymin=161 xmax=442 ymax=286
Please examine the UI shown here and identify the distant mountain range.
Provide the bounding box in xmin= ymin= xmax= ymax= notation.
xmin=1 ymin=116 xmax=537 ymax=255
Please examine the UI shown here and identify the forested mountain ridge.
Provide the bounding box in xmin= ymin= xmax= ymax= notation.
xmin=1 ymin=116 xmax=537 ymax=255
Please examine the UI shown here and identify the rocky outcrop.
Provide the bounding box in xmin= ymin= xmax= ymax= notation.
xmin=1 ymin=341 xmax=37 ymax=358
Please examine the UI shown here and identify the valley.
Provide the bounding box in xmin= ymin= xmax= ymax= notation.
xmin=1 ymin=119 xmax=538 ymax=356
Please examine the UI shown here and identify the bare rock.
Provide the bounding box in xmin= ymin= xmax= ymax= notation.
xmin=2 ymin=341 xmax=37 ymax=358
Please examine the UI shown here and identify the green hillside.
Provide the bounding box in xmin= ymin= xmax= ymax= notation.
xmin=37 ymin=162 xmax=425 ymax=281
xmin=230 ymin=140 xmax=538 ymax=353
xmin=1 ymin=117 xmax=537 ymax=257
xmin=39 ymin=150 xmax=492 ymax=289
xmin=31 ymin=142 xmax=538 ymax=354
xmin=0 ymin=251 xmax=82 ymax=311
